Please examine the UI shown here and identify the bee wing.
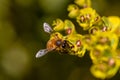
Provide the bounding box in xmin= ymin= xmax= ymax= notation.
xmin=35 ymin=49 xmax=49 ymax=58
xmin=43 ymin=22 xmax=53 ymax=34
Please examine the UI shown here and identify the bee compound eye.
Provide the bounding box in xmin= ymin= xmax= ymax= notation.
xmin=61 ymin=40 xmax=69 ymax=48
xmin=62 ymin=43 xmax=66 ymax=48
xmin=56 ymin=40 xmax=62 ymax=46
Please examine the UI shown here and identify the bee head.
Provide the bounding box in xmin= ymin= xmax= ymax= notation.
xmin=46 ymin=32 xmax=63 ymax=50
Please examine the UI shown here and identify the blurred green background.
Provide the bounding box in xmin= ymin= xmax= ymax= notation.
xmin=0 ymin=0 xmax=120 ymax=80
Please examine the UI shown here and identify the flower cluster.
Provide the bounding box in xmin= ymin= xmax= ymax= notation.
xmin=36 ymin=0 xmax=120 ymax=79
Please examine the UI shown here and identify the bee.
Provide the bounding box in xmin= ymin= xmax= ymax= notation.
xmin=35 ymin=22 xmax=74 ymax=58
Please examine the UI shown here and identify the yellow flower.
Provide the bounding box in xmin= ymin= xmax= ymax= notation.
xmin=95 ymin=32 xmax=118 ymax=50
xmin=82 ymin=34 xmax=96 ymax=50
xmin=76 ymin=8 xmax=101 ymax=30
xmin=74 ymin=0 xmax=91 ymax=8
xmin=89 ymin=26 xmax=100 ymax=34
xmin=53 ymin=19 xmax=64 ymax=31
xmin=65 ymin=33 xmax=86 ymax=57
xmin=90 ymin=63 xmax=119 ymax=79
xmin=64 ymin=20 xmax=77 ymax=35
xmin=90 ymin=44 xmax=120 ymax=79
xmin=107 ymin=16 xmax=120 ymax=36
xmin=67 ymin=4 xmax=80 ymax=18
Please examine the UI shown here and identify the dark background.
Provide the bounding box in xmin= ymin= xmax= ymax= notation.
xmin=0 ymin=0 xmax=120 ymax=80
